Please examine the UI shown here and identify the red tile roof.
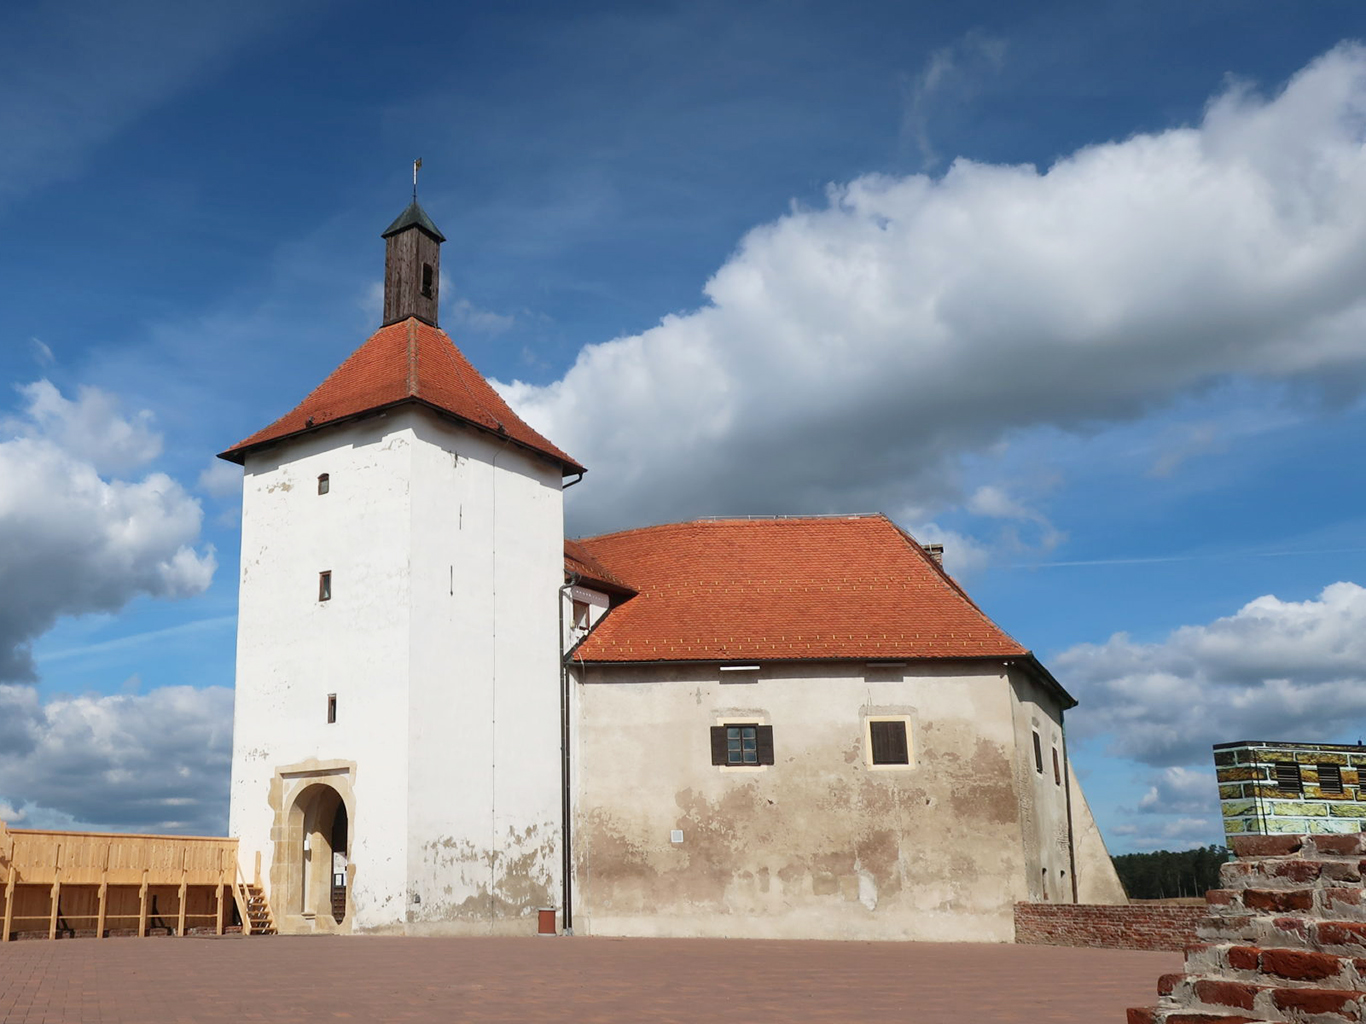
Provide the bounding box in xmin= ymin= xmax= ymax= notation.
xmin=568 ymin=515 xmax=1030 ymax=664
xmin=219 ymin=317 xmax=583 ymax=472
xmin=564 ymin=539 xmax=637 ymax=597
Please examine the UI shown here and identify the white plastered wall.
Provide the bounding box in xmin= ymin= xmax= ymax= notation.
xmin=230 ymin=416 xmax=414 ymax=933
xmin=230 ymin=406 xmax=566 ymax=935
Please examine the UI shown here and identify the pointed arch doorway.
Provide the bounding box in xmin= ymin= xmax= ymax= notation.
xmin=270 ymin=762 xmax=357 ymax=934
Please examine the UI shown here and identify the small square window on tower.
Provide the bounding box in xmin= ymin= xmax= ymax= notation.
xmin=318 ymin=473 xmax=329 ymax=495
xmin=319 ymin=571 xmax=332 ymax=602
xmin=327 ymin=694 xmax=337 ymax=724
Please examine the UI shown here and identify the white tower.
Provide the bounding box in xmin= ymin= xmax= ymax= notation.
xmin=219 ymin=196 xmax=584 ymax=935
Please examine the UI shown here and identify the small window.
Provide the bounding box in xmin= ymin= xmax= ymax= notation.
xmin=1032 ymin=731 xmax=1044 ymax=774
xmin=1319 ymin=763 xmax=1344 ymax=795
xmin=1275 ymin=761 xmax=1302 ymax=794
xmin=1052 ymin=748 xmax=1062 ymax=786
xmin=319 ymin=571 xmax=332 ymax=602
xmin=421 ymin=263 xmax=434 ymax=298
xmin=869 ymin=720 xmax=909 ymax=765
xmin=710 ymin=724 xmax=774 ymax=766
xmin=318 ymin=473 xmax=329 ymax=495
xmin=571 ymin=600 xmax=590 ymax=630
xmin=327 ymin=694 xmax=337 ymax=724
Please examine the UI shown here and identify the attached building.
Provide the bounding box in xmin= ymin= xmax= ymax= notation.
xmin=219 ymin=197 xmax=1125 ymax=940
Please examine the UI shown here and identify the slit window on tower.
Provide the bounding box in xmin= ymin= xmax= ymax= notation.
xmin=421 ymin=263 xmax=433 ymax=297
xmin=318 ymin=473 xmax=329 ymax=495
xmin=327 ymin=694 xmax=337 ymax=724
xmin=1032 ymin=731 xmax=1044 ymax=774
xmin=319 ymin=571 xmax=332 ymax=602
xmin=1052 ymin=748 xmax=1062 ymax=786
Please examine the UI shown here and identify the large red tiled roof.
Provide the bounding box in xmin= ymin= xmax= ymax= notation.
xmin=219 ymin=317 xmax=583 ymax=472
xmin=564 ymin=539 xmax=636 ymax=597
xmin=568 ymin=515 xmax=1029 ymax=663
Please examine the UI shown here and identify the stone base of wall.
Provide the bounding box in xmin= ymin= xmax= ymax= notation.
xmin=1015 ymin=902 xmax=1205 ymax=951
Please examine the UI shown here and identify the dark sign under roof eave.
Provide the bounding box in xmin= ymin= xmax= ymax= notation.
xmin=218 ymin=395 xmax=587 ymax=475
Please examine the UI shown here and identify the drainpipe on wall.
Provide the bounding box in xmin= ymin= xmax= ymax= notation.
xmin=558 ymin=572 xmax=580 ymax=935
xmin=1060 ymin=716 xmax=1079 ymax=903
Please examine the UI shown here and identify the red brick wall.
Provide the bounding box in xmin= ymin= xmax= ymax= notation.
xmin=1014 ymin=902 xmax=1205 ymax=951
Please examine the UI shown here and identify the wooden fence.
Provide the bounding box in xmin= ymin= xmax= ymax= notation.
xmin=0 ymin=816 xmax=247 ymax=940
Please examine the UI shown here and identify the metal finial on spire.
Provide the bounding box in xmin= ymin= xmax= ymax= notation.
xmin=413 ymin=158 xmax=422 ymax=201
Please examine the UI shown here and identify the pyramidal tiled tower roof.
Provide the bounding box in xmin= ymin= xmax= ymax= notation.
xmin=218 ymin=317 xmax=583 ymax=473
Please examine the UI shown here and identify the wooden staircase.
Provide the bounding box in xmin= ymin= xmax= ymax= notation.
xmin=232 ymin=858 xmax=276 ymax=936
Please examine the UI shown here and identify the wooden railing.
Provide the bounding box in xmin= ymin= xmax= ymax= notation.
xmin=0 ymin=820 xmax=242 ymax=940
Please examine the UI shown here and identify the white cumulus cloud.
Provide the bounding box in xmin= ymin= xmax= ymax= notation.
xmin=0 ymin=684 xmax=231 ymax=834
xmin=1060 ymin=581 xmax=1366 ymax=767
xmin=0 ymin=380 xmax=215 ymax=682
xmin=497 ymin=45 xmax=1366 ymax=537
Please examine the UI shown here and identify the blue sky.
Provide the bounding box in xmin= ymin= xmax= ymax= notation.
xmin=4 ymin=0 xmax=1366 ymax=851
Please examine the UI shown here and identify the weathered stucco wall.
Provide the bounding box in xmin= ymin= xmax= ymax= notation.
xmin=232 ymin=416 xmax=414 ymax=934
xmin=403 ymin=414 xmax=564 ymax=935
xmin=571 ymin=660 xmax=1055 ymax=941
xmin=230 ymin=407 xmax=565 ymax=936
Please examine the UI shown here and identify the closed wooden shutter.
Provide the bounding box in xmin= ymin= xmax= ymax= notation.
xmin=710 ymin=726 xmax=728 ymax=765
xmin=869 ymin=721 xmax=908 ymax=765
xmin=1319 ymin=763 xmax=1344 ymax=795
xmin=756 ymin=725 xmax=775 ymax=765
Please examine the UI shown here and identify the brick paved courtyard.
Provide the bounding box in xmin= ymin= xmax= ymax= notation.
xmin=0 ymin=934 xmax=1178 ymax=1023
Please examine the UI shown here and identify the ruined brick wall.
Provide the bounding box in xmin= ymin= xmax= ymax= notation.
xmin=1130 ymin=834 xmax=1366 ymax=1023
xmin=1014 ymin=902 xmax=1204 ymax=951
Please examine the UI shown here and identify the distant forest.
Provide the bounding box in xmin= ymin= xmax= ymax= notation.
xmin=1111 ymin=845 xmax=1230 ymax=899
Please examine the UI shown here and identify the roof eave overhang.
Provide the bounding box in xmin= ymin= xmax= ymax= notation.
xmin=218 ymin=395 xmax=586 ymax=476
xmin=570 ymin=651 xmax=1078 ymax=708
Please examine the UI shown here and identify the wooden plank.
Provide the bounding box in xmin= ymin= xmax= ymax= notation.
xmin=137 ymin=870 xmax=148 ymax=938
xmin=1 ymin=833 xmax=15 ymax=942
xmin=96 ymin=842 xmax=110 ymax=939
xmin=214 ymin=850 xmax=225 ymax=936
xmin=48 ymin=844 xmax=62 ymax=941
xmin=177 ymin=848 xmax=188 ymax=937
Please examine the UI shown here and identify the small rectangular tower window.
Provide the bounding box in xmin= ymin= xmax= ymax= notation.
xmin=319 ymin=571 xmax=332 ymax=602
xmin=318 ymin=473 xmax=329 ymax=494
xmin=327 ymin=694 xmax=337 ymax=724
xmin=421 ymin=263 xmax=434 ymax=297
xmin=1032 ymin=731 xmax=1044 ymax=774
xmin=1052 ymin=748 xmax=1062 ymax=786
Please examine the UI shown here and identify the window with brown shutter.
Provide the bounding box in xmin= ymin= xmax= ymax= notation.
xmin=710 ymin=724 xmax=774 ymax=766
xmin=1052 ymin=748 xmax=1062 ymax=786
xmin=1320 ymin=763 xmax=1344 ymax=795
xmin=869 ymin=720 xmax=909 ymax=765
xmin=1275 ymin=762 xmax=1302 ymax=794
xmin=1032 ymin=731 xmax=1044 ymax=774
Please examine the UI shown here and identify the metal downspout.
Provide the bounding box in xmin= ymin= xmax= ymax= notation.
xmin=558 ymin=572 xmax=580 ymax=934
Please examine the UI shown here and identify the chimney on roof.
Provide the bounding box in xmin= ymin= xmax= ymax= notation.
xmin=380 ymin=186 xmax=446 ymax=328
xmin=923 ymin=543 xmax=944 ymax=567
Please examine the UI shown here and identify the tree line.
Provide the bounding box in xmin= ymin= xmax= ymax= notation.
xmin=1111 ymin=845 xmax=1230 ymax=899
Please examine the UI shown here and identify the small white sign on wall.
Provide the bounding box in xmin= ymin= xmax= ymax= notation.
xmin=670 ymin=830 xmax=684 ymax=844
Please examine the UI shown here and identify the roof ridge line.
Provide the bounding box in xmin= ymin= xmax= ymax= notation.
xmin=428 ymin=322 xmax=506 ymax=433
